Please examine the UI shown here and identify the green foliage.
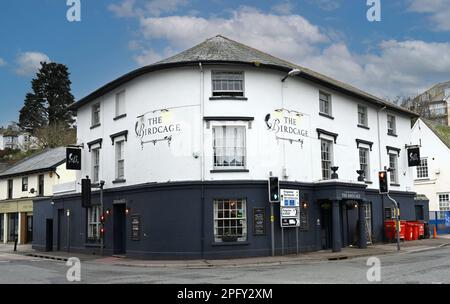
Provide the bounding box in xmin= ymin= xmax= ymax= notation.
xmin=0 ymin=148 xmax=43 ymax=165
xmin=19 ymin=62 xmax=75 ymax=133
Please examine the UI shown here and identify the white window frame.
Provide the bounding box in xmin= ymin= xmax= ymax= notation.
xmin=358 ymin=104 xmax=368 ymax=126
xmin=388 ymin=153 xmax=399 ymax=184
xmin=359 ymin=147 xmax=371 ymax=181
xmin=439 ymin=194 xmax=450 ymax=211
xmin=212 ymin=125 xmax=247 ymax=170
xmin=365 ymin=203 xmax=372 ymax=240
xmin=387 ymin=114 xmax=397 ymax=135
xmin=319 ymin=91 xmax=332 ymax=116
xmin=115 ymin=140 xmax=125 ymax=180
xmin=416 ymin=158 xmax=429 ymax=179
xmin=92 ymin=103 xmax=101 ymax=126
xmin=87 ymin=205 xmax=100 ymax=240
xmin=213 ymin=199 xmax=247 ymax=243
xmin=115 ymin=90 xmax=126 ymax=118
xmin=211 ymin=71 xmax=245 ymax=97
xmin=22 ymin=177 xmax=28 ymax=192
xmin=92 ymin=148 xmax=100 ymax=183
xmin=321 ymin=138 xmax=333 ymax=180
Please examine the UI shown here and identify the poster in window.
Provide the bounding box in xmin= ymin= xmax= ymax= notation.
xmin=253 ymin=208 xmax=266 ymax=235
xmin=131 ymin=215 xmax=140 ymax=241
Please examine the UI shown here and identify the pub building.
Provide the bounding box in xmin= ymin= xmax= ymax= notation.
xmin=32 ymin=36 xmax=428 ymax=259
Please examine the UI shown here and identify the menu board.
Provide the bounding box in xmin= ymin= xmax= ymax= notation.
xmin=253 ymin=208 xmax=266 ymax=235
xmin=131 ymin=215 xmax=140 ymax=241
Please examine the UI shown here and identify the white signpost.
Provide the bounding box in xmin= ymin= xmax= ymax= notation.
xmin=280 ymin=189 xmax=301 ymax=255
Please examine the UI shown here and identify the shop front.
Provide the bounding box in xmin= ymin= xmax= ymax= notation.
xmin=0 ymin=199 xmax=33 ymax=244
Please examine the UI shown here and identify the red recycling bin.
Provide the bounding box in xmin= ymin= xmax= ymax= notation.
xmin=412 ymin=224 xmax=419 ymax=240
xmin=399 ymin=221 xmax=406 ymax=239
xmin=384 ymin=220 xmax=395 ymax=241
xmin=418 ymin=223 xmax=425 ymax=239
xmin=405 ymin=222 xmax=413 ymax=241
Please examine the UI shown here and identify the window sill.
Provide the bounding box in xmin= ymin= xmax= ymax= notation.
xmin=414 ymin=178 xmax=430 ymax=182
xmin=364 ymin=181 xmax=373 ymax=184
xmin=209 ymin=96 xmax=248 ymax=101
xmin=211 ymin=241 xmax=250 ymax=247
xmin=319 ymin=112 xmax=334 ymax=120
xmin=387 ymin=132 xmax=398 ymax=137
xmin=113 ymin=114 xmax=127 ymax=121
xmin=85 ymin=242 xmax=101 ymax=248
xmin=358 ymin=124 xmax=370 ymax=130
xmin=90 ymin=123 xmax=101 ymax=130
xmin=112 ymin=179 xmax=126 ymax=184
xmin=210 ymin=169 xmax=250 ymax=173
xmin=390 ymin=183 xmax=400 ymax=187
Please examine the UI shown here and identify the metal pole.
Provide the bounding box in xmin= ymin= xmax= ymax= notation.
xmin=281 ymin=227 xmax=284 ymax=255
xmin=271 ymin=203 xmax=275 ymax=256
xmin=100 ymin=181 xmax=104 ymax=256
xmin=387 ymin=194 xmax=400 ymax=251
xmin=296 ymin=227 xmax=299 ymax=255
xmin=67 ymin=211 xmax=70 ymax=253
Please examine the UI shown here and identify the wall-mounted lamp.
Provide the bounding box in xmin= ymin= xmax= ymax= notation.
xmin=66 ymin=209 xmax=71 ymax=217
xmin=281 ymin=68 xmax=301 ymax=82
xmin=125 ymin=208 xmax=130 ymax=215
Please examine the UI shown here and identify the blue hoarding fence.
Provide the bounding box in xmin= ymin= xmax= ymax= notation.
xmin=429 ymin=211 xmax=450 ymax=235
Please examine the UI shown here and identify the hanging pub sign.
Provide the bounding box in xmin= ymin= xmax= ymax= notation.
xmin=135 ymin=109 xmax=182 ymax=147
xmin=66 ymin=148 xmax=81 ymax=170
xmin=265 ymin=109 xmax=309 ymax=147
xmin=407 ymin=147 xmax=421 ymax=167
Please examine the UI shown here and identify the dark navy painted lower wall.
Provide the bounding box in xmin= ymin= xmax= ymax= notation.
xmin=32 ymin=180 xmax=429 ymax=259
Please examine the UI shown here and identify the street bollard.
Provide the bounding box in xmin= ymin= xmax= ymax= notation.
xmin=14 ymin=238 xmax=18 ymax=252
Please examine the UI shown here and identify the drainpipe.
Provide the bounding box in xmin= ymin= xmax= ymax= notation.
xmin=377 ymin=105 xmax=387 ymax=239
xmin=199 ymin=62 xmax=205 ymax=258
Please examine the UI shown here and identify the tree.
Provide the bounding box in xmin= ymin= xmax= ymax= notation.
xmin=19 ymin=62 xmax=75 ymax=133
xmin=34 ymin=122 xmax=76 ymax=149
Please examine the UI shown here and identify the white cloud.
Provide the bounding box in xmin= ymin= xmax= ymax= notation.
xmin=15 ymin=52 xmax=50 ymax=76
xmin=145 ymin=0 xmax=189 ymax=17
xmin=0 ymin=58 xmax=5 ymax=66
xmin=113 ymin=5 xmax=450 ymax=99
xmin=271 ymin=1 xmax=295 ymax=15
xmin=109 ymin=0 xmax=136 ymax=18
xmin=408 ymin=0 xmax=450 ymax=31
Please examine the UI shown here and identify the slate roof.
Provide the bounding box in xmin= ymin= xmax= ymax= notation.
xmin=0 ymin=147 xmax=66 ymax=178
xmin=71 ymin=35 xmax=418 ymax=116
xmin=421 ymin=118 xmax=450 ymax=150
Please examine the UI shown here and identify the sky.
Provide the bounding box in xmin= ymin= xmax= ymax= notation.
xmin=1 ymin=0 xmax=450 ymax=127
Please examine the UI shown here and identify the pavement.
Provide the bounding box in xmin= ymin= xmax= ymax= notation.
xmin=3 ymin=236 xmax=450 ymax=269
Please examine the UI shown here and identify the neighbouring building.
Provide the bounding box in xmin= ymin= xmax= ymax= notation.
xmin=33 ymin=36 xmax=427 ymax=259
xmin=411 ymin=81 xmax=450 ymax=126
xmin=0 ymin=124 xmax=37 ymax=151
xmin=411 ymin=118 xmax=450 ymax=212
xmin=0 ymin=147 xmax=76 ymax=244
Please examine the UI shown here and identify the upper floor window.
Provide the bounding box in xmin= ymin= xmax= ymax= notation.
xmin=358 ymin=105 xmax=368 ymax=127
xmin=212 ymin=71 xmax=244 ymax=97
xmin=91 ymin=103 xmax=101 ymax=127
xmin=115 ymin=91 xmax=126 ymax=118
xmin=321 ymin=139 xmax=333 ymax=180
xmin=212 ymin=126 xmax=246 ymax=170
xmin=92 ymin=148 xmax=100 ymax=183
xmin=387 ymin=114 xmax=397 ymax=136
xmin=115 ymin=140 xmax=125 ymax=180
xmin=319 ymin=91 xmax=332 ymax=116
xmin=439 ymin=194 xmax=450 ymax=211
xmin=389 ymin=153 xmax=398 ymax=184
xmin=22 ymin=177 xmax=28 ymax=192
xmin=359 ymin=147 xmax=370 ymax=181
xmin=416 ymin=158 xmax=429 ymax=179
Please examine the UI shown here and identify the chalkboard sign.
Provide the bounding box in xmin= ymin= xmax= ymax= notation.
xmin=253 ymin=208 xmax=266 ymax=235
xmin=131 ymin=215 xmax=140 ymax=241
xmin=299 ymin=207 xmax=309 ymax=231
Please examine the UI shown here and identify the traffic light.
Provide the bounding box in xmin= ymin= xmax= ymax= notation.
xmin=100 ymin=227 xmax=105 ymax=238
xmin=81 ymin=178 xmax=91 ymax=208
xmin=268 ymin=176 xmax=280 ymax=202
xmin=378 ymin=171 xmax=388 ymax=194
xmin=100 ymin=214 xmax=106 ymax=224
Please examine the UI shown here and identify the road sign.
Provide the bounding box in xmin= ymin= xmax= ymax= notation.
xmin=280 ymin=189 xmax=300 ymax=227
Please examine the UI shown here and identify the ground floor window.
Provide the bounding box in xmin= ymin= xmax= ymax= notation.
xmin=439 ymin=194 xmax=450 ymax=211
xmin=87 ymin=206 xmax=101 ymax=241
xmin=0 ymin=214 xmax=3 ymax=242
xmin=8 ymin=213 xmax=18 ymax=242
xmin=214 ymin=199 xmax=247 ymax=243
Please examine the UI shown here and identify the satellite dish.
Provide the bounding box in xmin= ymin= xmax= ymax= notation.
xmin=29 ymin=188 xmax=35 ymax=194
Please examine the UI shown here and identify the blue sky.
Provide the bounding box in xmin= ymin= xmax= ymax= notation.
xmin=1 ymin=0 xmax=450 ymax=127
